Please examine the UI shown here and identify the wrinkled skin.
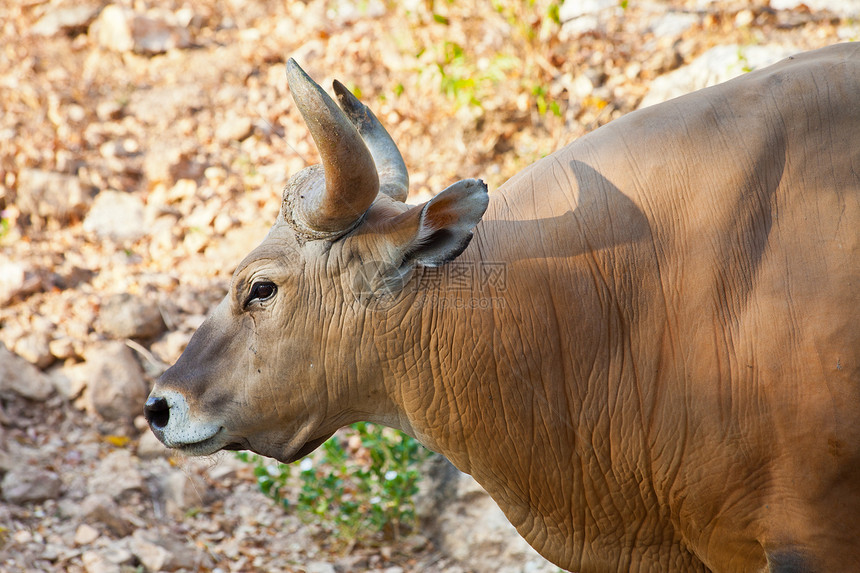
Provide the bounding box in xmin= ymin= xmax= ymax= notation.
xmin=146 ymin=44 xmax=860 ymax=572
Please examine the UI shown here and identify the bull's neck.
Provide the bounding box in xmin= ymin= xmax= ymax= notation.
xmin=372 ymin=192 xmax=577 ymax=476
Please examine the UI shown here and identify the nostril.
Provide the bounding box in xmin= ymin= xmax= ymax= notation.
xmin=144 ymin=396 xmax=170 ymax=429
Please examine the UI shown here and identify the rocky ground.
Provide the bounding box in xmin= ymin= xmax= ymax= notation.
xmin=0 ymin=0 xmax=856 ymax=571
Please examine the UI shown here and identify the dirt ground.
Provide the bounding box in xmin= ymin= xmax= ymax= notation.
xmin=0 ymin=1 xmax=855 ymax=571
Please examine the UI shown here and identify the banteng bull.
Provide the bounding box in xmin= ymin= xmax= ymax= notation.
xmin=145 ymin=43 xmax=860 ymax=572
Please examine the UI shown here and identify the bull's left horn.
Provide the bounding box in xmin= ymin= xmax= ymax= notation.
xmin=286 ymin=59 xmax=379 ymax=234
xmin=333 ymin=80 xmax=409 ymax=202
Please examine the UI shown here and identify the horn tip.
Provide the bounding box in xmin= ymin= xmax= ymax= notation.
xmin=332 ymin=79 xmax=365 ymax=119
xmin=285 ymin=58 xmax=308 ymax=86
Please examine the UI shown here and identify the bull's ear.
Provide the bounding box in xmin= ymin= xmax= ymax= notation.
xmin=394 ymin=178 xmax=489 ymax=267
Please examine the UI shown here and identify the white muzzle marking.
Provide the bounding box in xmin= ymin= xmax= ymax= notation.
xmin=150 ymin=389 xmax=221 ymax=449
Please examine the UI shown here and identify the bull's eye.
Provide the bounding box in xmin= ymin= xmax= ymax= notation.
xmin=245 ymin=281 xmax=277 ymax=307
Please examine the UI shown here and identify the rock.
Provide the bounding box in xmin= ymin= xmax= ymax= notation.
xmin=559 ymin=0 xmax=616 ymax=20
xmin=150 ymin=330 xmax=191 ymax=364
xmin=87 ymin=450 xmax=143 ymax=500
xmin=96 ymin=293 xmax=166 ymax=340
xmin=305 ymin=562 xmax=336 ymax=573
xmin=75 ymin=341 xmax=148 ymax=421
xmin=13 ymin=332 xmax=54 ymax=369
xmin=203 ymin=224 xmax=270 ymax=272
xmin=770 ymin=0 xmax=860 ymax=17
xmin=15 ymin=169 xmax=92 ymax=226
xmin=136 ymin=428 xmax=169 ymax=459
xmin=81 ymin=550 xmax=121 ymax=573
xmin=416 ymin=457 xmax=557 ymax=573
xmin=569 ymin=73 xmax=594 ymax=101
xmin=96 ymin=100 xmax=125 ymax=122
xmin=48 ymin=360 xmax=89 ymax=401
xmin=162 ymin=470 xmax=210 ymax=517
xmin=647 ymin=11 xmax=698 ymax=39
xmin=91 ymin=5 xmax=191 ymax=54
xmin=0 ymin=342 xmax=54 ymax=400
xmin=639 ymin=44 xmax=798 ymax=109
xmin=559 ymin=0 xmax=617 ymax=36
xmin=31 ymin=4 xmax=101 ymax=37
xmin=0 ymin=261 xmax=22 ymax=301
xmin=131 ymin=13 xmax=192 ymax=54
xmin=0 ymin=263 xmax=43 ymax=303
xmin=101 ymin=541 xmax=135 ymax=567
xmin=91 ymin=5 xmax=135 ymax=52
xmin=48 ymin=337 xmax=78 ymax=361
xmin=130 ymin=530 xmax=205 ymax=572
xmin=142 ymin=145 xmax=205 ymax=184
xmin=80 ymin=493 xmax=142 ymax=537
xmin=75 ymin=523 xmax=101 ymax=546
xmin=82 ymin=190 xmax=147 ymax=242
xmin=129 ymin=84 xmax=205 ymax=130
xmin=1 ymin=467 xmax=62 ymax=504
xmin=215 ymin=113 xmax=254 ymax=142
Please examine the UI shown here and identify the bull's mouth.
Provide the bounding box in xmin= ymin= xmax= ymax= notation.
xmin=171 ymin=427 xmax=332 ymax=464
xmin=171 ymin=427 xmax=232 ymax=456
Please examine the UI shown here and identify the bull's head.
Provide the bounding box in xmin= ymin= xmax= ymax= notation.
xmin=143 ymin=60 xmax=488 ymax=463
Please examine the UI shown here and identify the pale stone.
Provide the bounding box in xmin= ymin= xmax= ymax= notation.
xmin=16 ymin=169 xmax=91 ymax=225
xmin=0 ymin=342 xmax=54 ymax=401
xmin=31 ymin=4 xmax=100 ymax=36
xmin=770 ymin=0 xmax=860 ymax=17
xmin=75 ymin=523 xmax=100 ymax=546
xmin=0 ymin=260 xmax=26 ymax=305
xmin=162 ymin=470 xmax=210 ymax=517
xmin=92 ymin=5 xmax=190 ymax=54
xmin=48 ymin=337 xmax=77 ymax=361
xmin=80 ymin=494 xmax=141 ymax=537
xmin=87 ymin=450 xmax=143 ymax=500
xmin=136 ymin=428 xmax=169 ymax=459
xmin=96 ymin=293 xmax=166 ymax=340
xmin=82 ymin=550 xmax=121 ymax=573
xmin=130 ymin=530 xmax=203 ymax=572
xmin=215 ymin=113 xmax=254 ymax=142
xmin=13 ymin=332 xmax=54 ymax=369
xmin=82 ymin=190 xmax=146 ymax=242
xmin=79 ymin=342 xmax=148 ymax=422
xmin=1 ymin=467 xmax=62 ymax=504
xmin=149 ymin=330 xmax=191 ymax=365
xmin=639 ymin=44 xmax=798 ymax=109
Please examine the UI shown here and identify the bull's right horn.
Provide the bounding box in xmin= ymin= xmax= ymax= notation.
xmin=286 ymin=59 xmax=379 ymax=236
xmin=333 ymin=80 xmax=409 ymax=202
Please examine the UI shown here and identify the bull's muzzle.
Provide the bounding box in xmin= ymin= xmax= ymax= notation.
xmin=142 ymin=390 xmax=225 ymax=454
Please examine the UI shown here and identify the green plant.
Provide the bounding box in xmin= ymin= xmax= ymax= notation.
xmin=236 ymin=451 xmax=293 ymax=510
xmin=531 ymin=84 xmax=562 ymax=117
xmin=433 ymin=41 xmax=519 ymax=109
xmin=236 ymin=422 xmax=431 ymax=544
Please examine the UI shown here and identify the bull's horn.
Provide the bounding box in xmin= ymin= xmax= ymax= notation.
xmin=286 ymin=59 xmax=379 ymax=234
xmin=333 ymin=80 xmax=409 ymax=202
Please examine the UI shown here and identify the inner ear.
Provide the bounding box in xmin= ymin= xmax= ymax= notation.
xmin=399 ymin=178 xmax=489 ymax=267
xmin=402 ymin=228 xmax=461 ymax=268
